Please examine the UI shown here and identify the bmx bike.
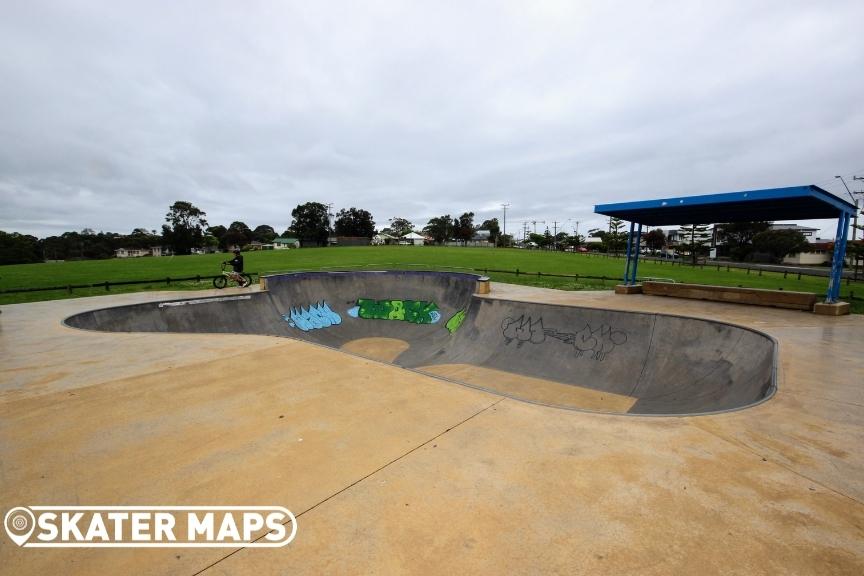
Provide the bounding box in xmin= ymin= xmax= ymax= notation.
xmin=213 ymin=263 xmax=253 ymax=289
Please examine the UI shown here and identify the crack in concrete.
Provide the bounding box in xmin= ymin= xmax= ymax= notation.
xmin=190 ymin=397 xmax=505 ymax=576
xmin=692 ymin=421 xmax=864 ymax=509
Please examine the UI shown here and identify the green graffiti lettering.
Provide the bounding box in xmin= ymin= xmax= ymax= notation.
xmin=355 ymin=299 xmax=440 ymax=325
xmin=446 ymin=310 xmax=466 ymax=333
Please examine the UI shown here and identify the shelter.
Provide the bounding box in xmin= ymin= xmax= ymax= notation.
xmin=595 ymin=185 xmax=857 ymax=306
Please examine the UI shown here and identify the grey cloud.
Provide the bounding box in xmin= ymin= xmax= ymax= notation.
xmin=1 ymin=0 xmax=862 ymax=239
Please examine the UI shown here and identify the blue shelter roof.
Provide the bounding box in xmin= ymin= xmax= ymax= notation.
xmin=594 ymin=185 xmax=856 ymax=226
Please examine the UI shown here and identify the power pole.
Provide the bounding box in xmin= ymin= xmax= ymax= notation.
xmin=551 ymin=221 xmax=559 ymax=251
xmin=531 ymin=220 xmax=545 ymax=234
xmin=836 ymin=176 xmax=859 ymax=244
xmin=326 ymin=203 xmax=335 ymax=245
xmin=501 ymin=203 xmax=510 ymax=247
xmin=851 ymin=176 xmax=864 ymax=279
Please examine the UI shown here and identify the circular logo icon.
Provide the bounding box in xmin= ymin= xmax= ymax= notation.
xmin=4 ymin=507 xmax=36 ymax=546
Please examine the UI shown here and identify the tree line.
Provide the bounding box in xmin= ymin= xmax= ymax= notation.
xmin=3 ymin=199 xmax=856 ymax=265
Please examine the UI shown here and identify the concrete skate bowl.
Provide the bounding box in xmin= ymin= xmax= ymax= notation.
xmin=64 ymin=270 xmax=777 ymax=416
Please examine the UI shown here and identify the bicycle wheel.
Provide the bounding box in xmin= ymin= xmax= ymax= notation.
xmin=241 ymin=274 xmax=253 ymax=287
xmin=213 ymin=275 xmax=227 ymax=289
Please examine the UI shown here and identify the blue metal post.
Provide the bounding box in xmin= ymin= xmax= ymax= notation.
xmin=826 ymin=212 xmax=850 ymax=303
xmin=833 ymin=212 xmax=851 ymax=301
xmin=623 ymin=222 xmax=634 ymax=285
xmin=630 ymin=223 xmax=643 ymax=284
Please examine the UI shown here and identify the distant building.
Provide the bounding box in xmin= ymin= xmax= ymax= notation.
xmin=114 ymin=246 xmax=170 ymax=258
xmin=272 ymin=237 xmax=300 ymax=249
xmin=372 ymin=233 xmax=397 ymax=245
xmin=400 ymin=232 xmax=426 ymax=246
xmin=445 ymin=230 xmax=494 ymax=247
xmin=770 ymin=223 xmax=819 ymax=238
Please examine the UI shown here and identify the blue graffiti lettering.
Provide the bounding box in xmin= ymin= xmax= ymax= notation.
xmin=282 ymin=301 xmax=342 ymax=332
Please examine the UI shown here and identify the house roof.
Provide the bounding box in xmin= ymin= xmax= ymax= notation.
xmin=595 ymin=185 xmax=856 ymax=226
xmin=402 ymin=232 xmax=425 ymax=239
xmin=274 ymin=237 xmax=299 ymax=243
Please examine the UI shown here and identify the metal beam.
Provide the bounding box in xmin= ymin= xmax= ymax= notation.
xmin=826 ymin=211 xmax=850 ymax=303
xmin=623 ymin=221 xmax=634 ymax=285
xmin=630 ymin=223 xmax=643 ymax=284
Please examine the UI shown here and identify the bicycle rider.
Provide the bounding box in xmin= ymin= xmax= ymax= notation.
xmin=223 ymin=249 xmax=248 ymax=287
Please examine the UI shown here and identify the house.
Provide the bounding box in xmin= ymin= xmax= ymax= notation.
xmin=445 ymin=230 xmax=494 ymax=247
xmin=400 ymin=232 xmax=426 ymax=246
xmin=115 ymin=248 xmax=147 ymax=258
xmin=468 ymin=230 xmax=494 ymax=247
xmin=273 ymin=237 xmax=300 ymax=250
xmin=114 ymin=246 xmax=170 ymax=258
xmin=780 ymin=236 xmax=861 ymax=266
xmin=584 ymin=236 xmax=604 ymax=250
xmin=770 ymin=223 xmax=819 ymax=237
xmin=372 ymin=233 xmax=397 ymax=245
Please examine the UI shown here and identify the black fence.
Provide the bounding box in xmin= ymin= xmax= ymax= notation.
xmin=0 ymin=273 xmax=258 ymax=295
xmin=2 ymin=264 xmax=862 ymax=303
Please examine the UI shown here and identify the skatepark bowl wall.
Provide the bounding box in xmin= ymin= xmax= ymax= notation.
xmin=63 ymin=270 xmax=777 ymax=416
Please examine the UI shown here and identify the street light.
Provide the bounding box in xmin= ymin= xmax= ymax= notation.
xmin=501 ymin=203 xmax=510 ymax=247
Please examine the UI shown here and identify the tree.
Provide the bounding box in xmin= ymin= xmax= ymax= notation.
xmin=554 ymin=232 xmax=569 ymax=250
xmin=751 ymin=229 xmax=809 ymax=263
xmin=527 ymin=232 xmax=549 ymax=248
xmin=252 ymin=225 xmax=277 ymax=243
xmin=125 ymin=228 xmax=161 ymax=250
xmin=607 ymin=217 xmax=626 ymax=255
xmin=717 ymin=221 xmax=771 ymax=261
xmin=290 ymin=202 xmax=330 ymax=246
xmin=386 ymin=217 xmax=415 ymax=237
xmin=453 ymin=212 xmax=475 ymax=244
xmin=222 ymin=226 xmax=250 ymax=251
xmin=564 ymin=234 xmax=584 ymax=249
xmin=847 ymin=239 xmax=864 ymax=280
xmin=678 ymin=223 xmax=712 ymax=264
xmin=203 ymin=234 xmax=219 ymax=251
xmin=207 ymin=225 xmax=227 ymax=240
xmin=479 ymin=218 xmax=501 ymax=245
xmin=643 ymin=229 xmax=666 ymax=251
xmin=335 ymin=208 xmax=375 ymax=238
xmin=163 ymin=201 xmax=208 ymax=255
xmin=0 ymin=231 xmax=41 ymax=264
xmin=423 ymin=215 xmax=453 ymax=244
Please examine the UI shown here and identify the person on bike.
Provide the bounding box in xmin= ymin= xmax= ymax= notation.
xmin=224 ymin=249 xmax=248 ymax=287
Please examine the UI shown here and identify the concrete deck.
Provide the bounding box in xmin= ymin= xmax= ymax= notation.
xmin=1 ymin=284 xmax=862 ymax=574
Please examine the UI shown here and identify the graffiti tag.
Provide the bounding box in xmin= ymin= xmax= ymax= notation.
xmin=445 ymin=310 xmax=467 ymax=334
xmin=347 ymin=299 xmax=441 ymax=325
xmin=501 ymin=315 xmax=627 ymax=361
xmin=282 ymin=301 xmax=342 ymax=332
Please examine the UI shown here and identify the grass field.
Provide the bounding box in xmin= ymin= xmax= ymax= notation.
xmin=1 ymin=246 xmax=862 ymax=313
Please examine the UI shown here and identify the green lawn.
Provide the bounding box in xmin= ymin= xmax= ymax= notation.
xmin=1 ymin=246 xmax=861 ymax=313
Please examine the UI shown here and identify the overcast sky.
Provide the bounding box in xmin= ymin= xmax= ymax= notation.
xmin=1 ymin=0 xmax=862 ymax=239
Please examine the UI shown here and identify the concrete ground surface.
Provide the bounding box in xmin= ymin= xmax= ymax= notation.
xmin=1 ymin=283 xmax=862 ymax=575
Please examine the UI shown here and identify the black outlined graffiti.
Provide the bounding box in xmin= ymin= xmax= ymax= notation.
xmin=501 ymin=315 xmax=627 ymax=361
xmin=501 ymin=315 xmax=547 ymax=345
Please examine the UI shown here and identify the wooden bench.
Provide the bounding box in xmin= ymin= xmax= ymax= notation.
xmin=641 ymin=281 xmax=817 ymax=311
